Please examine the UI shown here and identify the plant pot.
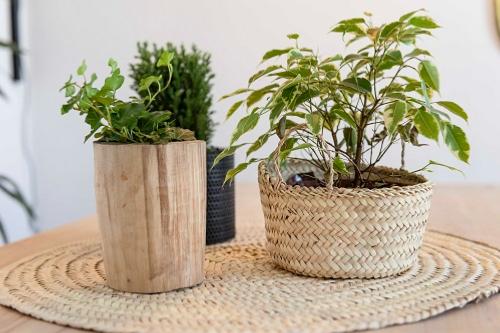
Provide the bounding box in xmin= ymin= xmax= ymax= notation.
xmin=93 ymin=141 xmax=206 ymax=293
xmin=258 ymin=159 xmax=433 ymax=279
xmin=206 ymin=147 xmax=235 ymax=245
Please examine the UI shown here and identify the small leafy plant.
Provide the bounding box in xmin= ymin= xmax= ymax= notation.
xmin=217 ymin=10 xmax=470 ymax=187
xmin=60 ymin=52 xmax=195 ymax=143
xmin=130 ymin=42 xmax=215 ymax=143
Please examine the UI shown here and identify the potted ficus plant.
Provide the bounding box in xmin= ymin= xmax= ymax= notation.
xmin=217 ymin=10 xmax=470 ymax=278
xmin=60 ymin=53 xmax=206 ymax=293
xmin=130 ymin=42 xmax=235 ymax=245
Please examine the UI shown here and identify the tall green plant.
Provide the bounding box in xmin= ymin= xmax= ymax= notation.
xmin=130 ymin=42 xmax=215 ymax=143
xmin=60 ymin=53 xmax=195 ymax=143
xmin=216 ymin=10 xmax=470 ymax=187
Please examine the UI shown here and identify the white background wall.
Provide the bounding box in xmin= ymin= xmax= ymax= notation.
xmin=2 ymin=0 xmax=500 ymax=237
xmin=0 ymin=0 xmax=33 ymax=242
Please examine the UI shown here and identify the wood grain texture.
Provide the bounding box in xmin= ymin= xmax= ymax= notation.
xmin=93 ymin=141 xmax=206 ymax=293
xmin=0 ymin=183 xmax=498 ymax=332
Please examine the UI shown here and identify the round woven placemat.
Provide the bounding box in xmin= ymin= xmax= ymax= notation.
xmin=0 ymin=227 xmax=499 ymax=333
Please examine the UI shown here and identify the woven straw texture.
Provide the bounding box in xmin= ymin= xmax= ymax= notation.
xmin=0 ymin=226 xmax=499 ymax=333
xmin=259 ymin=159 xmax=434 ymax=278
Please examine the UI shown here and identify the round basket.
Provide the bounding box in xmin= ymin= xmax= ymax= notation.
xmin=258 ymin=159 xmax=434 ymax=278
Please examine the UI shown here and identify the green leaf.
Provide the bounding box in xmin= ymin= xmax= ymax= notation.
xmin=61 ymin=102 xmax=74 ymax=114
xmin=224 ymin=162 xmax=250 ymax=184
xmin=399 ymin=9 xmax=425 ymax=22
xmin=226 ymin=100 xmax=244 ymax=120
xmin=340 ymin=77 xmax=372 ymax=94
xmin=343 ymin=127 xmax=357 ymax=155
xmin=442 ymin=122 xmax=470 ymax=163
xmin=213 ymin=144 xmax=247 ymax=166
xmin=219 ymin=88 xmax=252 ymax=101
xmin=386 ymin=50 xmax=403 ymax=62
xmin=288 ymin=89 xmax=321 ymax=111
xmin=64 ymin=84 xmax=76 ymax=97
xmin=138 ymin=75 xmax=161 ymax=92
xmin=319 ymin=63 xmax=338 ymax=76
xmin=436 ymin=101 xmax=468 ymax=122
xmin=157 ymin=51 xmax=174 ymax=67
xmin=379 ymin=21 xmax=401 ymax=39
xmin=342 ymin=53 xmax=369 ymax=65
xmin=103 ymin=72 xmax=125 ymax=91
xmin=426 ymin=160 xmax=464 ymax=176
xmin=261 ymin=48 xmax=292 ymax=62
xmin=331 ymin=106 xmax=357 ymax=128
xmin=279 ymin=143 xmax=312 ymax=160
xmin=405 ymin=48 xmax=431 ymax=58
xmin=77 ymin=60 xmax=87 ymax=76
xmin=269 ymin=99 xmax=285 ymax=124
xmin=331 ymin=23 xmax=365 ymax=35
xmin=384 ymin=101 xmax=407 ymax=135
xmin=276 ymin=116 xmax=287 ymax=139
xmin=305 ymin=113 xmax=323 ymax=135
xmin=413 ymin=108 xmax=439 ymax=141
xmin=321 ymin=54 xmax=343 ymax=63
xmin=287 ymin=48 xmax=303 ymax=59
xmin=280 ymin=137 xmax=298 ymax=152
xmin=248 ymin=65 xmax=281 ymax=85
xmin=270 ymin=67 xmax=311 ymax=79
xmin=419 ymin=60 xmax=440 ymax=92
xmin=84 ymin=109 xmax=102 ymax=133
xmin=246 ymin=133 xmax=270 ymax=157
xmin=246 ymin=84 xmax=278 ymax=107
xmin=379 ymin=50 xmax=403 ymax=70
xmin=230 ymin=113 xmax=259 ymax=144
xmin=385 ymin=92 xmax=407 ymax=101
xmin=287 ymin=33 xmax=300 ymax=40
xmin=332 ymin=156 xmax=349 ymax=175
xmin=114 ymin=103 xmax=147 ymax=128
xmin=338 ymin=18 xmax=365 ymax=25
xmin=409 ymin=16 xmax=440 ymax=29
xmin=107 ymin=58 xmax=118 ymax=72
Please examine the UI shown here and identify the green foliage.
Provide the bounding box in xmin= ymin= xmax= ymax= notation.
xmin=216 ymin=10 xmax=470 ymax=187
xmin=129 ymin=42 xmax=215 ymax=143
xmin=60 ymin=54 xmax=195 ymax=144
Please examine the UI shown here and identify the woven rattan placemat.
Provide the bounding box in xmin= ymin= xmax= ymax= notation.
xmin=0 ymin=226 xmax=499 ymax=333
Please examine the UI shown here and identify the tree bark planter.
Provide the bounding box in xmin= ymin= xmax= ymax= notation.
xmin=258 ymin=159 xmax=433 ymax=279
xmin=206 ymin=147 xmax=235 ymax=245
xmin=93 ymin=141 xmax=206 ymax=293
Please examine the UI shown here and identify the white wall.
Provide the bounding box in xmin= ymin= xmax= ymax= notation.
xmin=0 ymin=0 xmax=33 ymax=242
xmin=25 ymin=0 xmax=500 ymax=231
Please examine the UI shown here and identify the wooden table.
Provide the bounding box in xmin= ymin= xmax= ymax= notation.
xmin=0 ymin=184 xmax=499 ymax=333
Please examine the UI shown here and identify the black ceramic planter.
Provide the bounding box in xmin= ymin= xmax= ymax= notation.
xmin=206 ymin=147 xmax=235 ymax=245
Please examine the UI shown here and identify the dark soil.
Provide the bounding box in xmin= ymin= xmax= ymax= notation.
xmin=286 ymin=172 xmax=394 ymax=189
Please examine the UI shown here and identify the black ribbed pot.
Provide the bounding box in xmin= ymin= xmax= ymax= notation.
xmin=206 ymin=147 xmax=235 ymax=245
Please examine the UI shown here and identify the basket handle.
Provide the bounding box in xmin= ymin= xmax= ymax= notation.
xmin=271 ymin=124 xmax=307 ymax=183
xmin=271 ymin=123 xmax=334 ymax=189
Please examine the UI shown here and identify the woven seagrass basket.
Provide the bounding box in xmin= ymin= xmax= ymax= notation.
xmin=258 ymin=159 xmax=434 ymax=278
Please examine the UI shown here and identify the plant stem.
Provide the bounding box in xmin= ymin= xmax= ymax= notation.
xmin=353 ymin=123 xmax=364 ymax=186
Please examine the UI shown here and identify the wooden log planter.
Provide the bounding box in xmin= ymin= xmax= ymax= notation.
xmin=93 ymin=141 xmax=206 ymax=293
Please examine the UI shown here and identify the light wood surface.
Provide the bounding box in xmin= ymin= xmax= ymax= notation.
xmin=93 ymin=141 xmax=206 ymax=293
xmin=0 ymin=183 xmax=498 ymax=332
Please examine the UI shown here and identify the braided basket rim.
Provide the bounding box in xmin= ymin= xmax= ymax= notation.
xmin=258 ymin=159 xmax=432 ymax=197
